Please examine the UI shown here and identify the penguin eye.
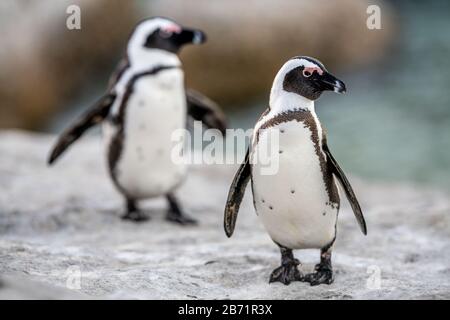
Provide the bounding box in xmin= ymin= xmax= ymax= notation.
xmin=303 ymin=70 xmax=312 ymax=78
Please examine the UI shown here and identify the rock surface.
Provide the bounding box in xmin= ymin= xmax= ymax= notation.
xmin=0 ymin=131 xmax=449 ymax=299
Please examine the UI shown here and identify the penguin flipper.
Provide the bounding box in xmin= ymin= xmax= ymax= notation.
xmin=186 ymin=89 xmax=227 ymax=136
xmin=224 ymin=148 xmax=251 ymax=237
xmin=48 ymin=94 xmax=116 ymax=165
xmin=322 ymin=142 xmax=367 ymax=235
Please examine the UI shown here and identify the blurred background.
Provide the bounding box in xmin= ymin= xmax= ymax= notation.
xmin=1 ymin=0 xmax=449 ymax=191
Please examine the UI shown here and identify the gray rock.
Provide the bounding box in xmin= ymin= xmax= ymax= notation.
xmin=0 ymin=131 xmax=449 ymax=299
xmin=0 ymin=274 xmax=88 ymax=300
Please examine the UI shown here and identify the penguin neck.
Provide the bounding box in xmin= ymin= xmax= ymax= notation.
xmin=128 ymin=48 xmax=181 ymax=72
xmin=269 ymin=89 xmax=315 ymax=115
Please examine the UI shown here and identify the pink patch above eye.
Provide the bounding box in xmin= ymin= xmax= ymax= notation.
xmin=161 ymin=24 xmax=182 ymax=34
xmin=304 ymin=66 xmax=323 ymax=75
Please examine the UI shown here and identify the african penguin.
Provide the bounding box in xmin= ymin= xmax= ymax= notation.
xmin=49 ymin=17 xmax=227 ymax=224
xmin=224 ymin=56 xmax=367 ymax=285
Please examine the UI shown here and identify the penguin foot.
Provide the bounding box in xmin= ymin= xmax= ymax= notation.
xmin=269 ymin=259 xmax=303 ymax=285
xmin=166 ymin=210 xmax=197 ymax=225
xmin=122 ymin=199 xmax=149 ymax=222
xmin=121 ymin=210 xmax=149 ymax=222
xmin=166 ymin=193 xmax=197 ymax=225
xmin=303 ymin=263 xmax=334 ymax=286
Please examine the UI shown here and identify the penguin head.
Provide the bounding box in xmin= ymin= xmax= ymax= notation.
xmin=127 ymin=17 xmax=206 ymax=60
xmin=272 ymin=56 xmax=346 ymax=102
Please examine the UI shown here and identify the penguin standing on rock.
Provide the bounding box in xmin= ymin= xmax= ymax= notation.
xmin=49 ymin=17 xmax=227 ymax=224
xmin=224 ymin=56 xmax=367 ymax=285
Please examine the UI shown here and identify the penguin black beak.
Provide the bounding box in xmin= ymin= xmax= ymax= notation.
xmin=179 ymin=28 xmax=207 ymax=45
xmin=317 ymin=72 xmax=347 ymax=94
xmin=192 ymin=30 xmax=207 ymax=45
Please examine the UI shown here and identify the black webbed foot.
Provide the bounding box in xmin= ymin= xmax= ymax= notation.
xmin=303 ymin=263 xmax=334 ymax=286
xmin=166 ymin=194 xmax=197 ymax=225
xmin=269 ymin=258 xmax=303 ymax=285
xmin=121 ymin=199 xmax=149 ymax=223
xmin=269 ymin=246 xmax=303 ymax=285
xmin=303 ymin=247 xmax=334 ymax=286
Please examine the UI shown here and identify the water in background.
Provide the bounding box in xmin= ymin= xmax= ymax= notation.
xmin=229 ymin=1 xmax=450 ymax=191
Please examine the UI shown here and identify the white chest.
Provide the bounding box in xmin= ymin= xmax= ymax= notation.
xmin=104 ymin=68 xmax=187 ymax=199
xmin=251 ymin=119 xmax=338 ymax=249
